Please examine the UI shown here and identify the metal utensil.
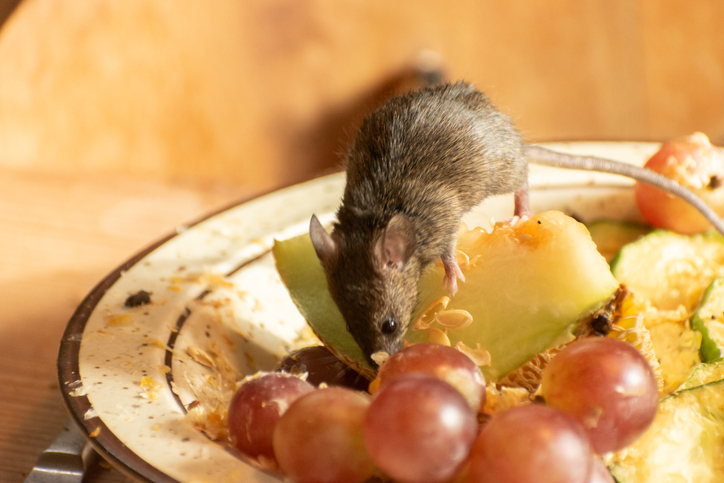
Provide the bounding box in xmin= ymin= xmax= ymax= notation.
xmin=24 ymin=418 xmax=99 ymax=483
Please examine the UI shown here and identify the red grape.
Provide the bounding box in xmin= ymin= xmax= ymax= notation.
xmin=375 ymin=343 xmax=486 ymax=411
xmin=541 ymin=337 xmax=658 ymax=454
xmin=273 ymin=387 xmax=375 ymax=483
xmin=278 ymin=345 xmax=370 ymax=390
xmin=227 ymin=373 xmax=313 ymax=462
xmin=365 ymin=374 xmax=477 ymax=483
xmin=468 ymin=404 xmax=593 ymax=483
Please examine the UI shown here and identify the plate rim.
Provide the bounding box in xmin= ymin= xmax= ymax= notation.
xmin=56 ymin=141 xmax=659 ymax=482
xmin=58 ymin=233 xmax=175 ymax=482
xmin=56 ymin=180 xmax=297 ymax=482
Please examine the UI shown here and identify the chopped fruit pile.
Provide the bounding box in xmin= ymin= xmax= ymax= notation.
xmin=274 ymin=210 xmax=620 ymax=381
xmin=228 ymin=341 xmax=646 ymax=483
xmin=211 ymin=134 xmax=724 ymax=482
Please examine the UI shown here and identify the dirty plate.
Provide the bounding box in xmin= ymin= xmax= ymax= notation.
xmin=58 ymin=142 xmax=658 ymax=482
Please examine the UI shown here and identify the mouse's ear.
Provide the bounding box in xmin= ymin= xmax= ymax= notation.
xmin=309 ymin=214 xmax=337 ymax=267
xmin=375 ymin=213 xmax=416 ymax=272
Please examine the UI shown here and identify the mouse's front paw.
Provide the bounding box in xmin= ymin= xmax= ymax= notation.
xmin=442 ymin=257 xmax=465 ymax=296
xmin=501 ymin=215 xmax=530 ymax=227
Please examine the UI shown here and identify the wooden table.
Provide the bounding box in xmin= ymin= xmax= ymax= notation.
xmin=0 ymin=167 xmax=258 ymax=482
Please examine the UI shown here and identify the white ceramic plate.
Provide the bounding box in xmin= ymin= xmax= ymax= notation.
xmin=58 ymin=142 xmax=660 ymax=482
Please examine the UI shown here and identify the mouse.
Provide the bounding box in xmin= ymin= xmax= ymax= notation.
xmin=308 ymin=81 xmax=724 ymax=367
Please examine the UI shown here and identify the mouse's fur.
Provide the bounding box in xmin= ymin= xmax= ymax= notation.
xmin=310 ymin=82 xmax=528 ymax=363
xmin=310 ymin=81 xmax=724 ymax=366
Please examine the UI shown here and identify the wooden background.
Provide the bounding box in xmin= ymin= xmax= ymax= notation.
xmin=0 ymin=1 xmax=722 ymax=481
xmin=0 ymin=0 xmax=723 ymax=192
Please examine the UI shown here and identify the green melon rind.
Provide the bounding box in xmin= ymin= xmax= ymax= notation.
xmin=609 ymin=378 xmax=724 ymax=483
xmin=691 ymin=278 xmax=724 ymax=363
xmin=271 ymin=233 xmax=374 ymax=377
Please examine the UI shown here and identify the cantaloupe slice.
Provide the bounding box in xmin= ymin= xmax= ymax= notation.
xmin=273 ymin=211 xmax=619 ymax=381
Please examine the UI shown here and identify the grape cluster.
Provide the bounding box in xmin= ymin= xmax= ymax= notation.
xmin=227 ymin=338 xmax=658 ymax=483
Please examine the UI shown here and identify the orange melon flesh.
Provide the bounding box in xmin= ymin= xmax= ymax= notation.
xmin=273 ymin=211 xmax=619 ymax=381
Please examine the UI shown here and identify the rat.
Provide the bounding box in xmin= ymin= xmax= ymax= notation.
xmin=309 ymin=81 xmax=724 ymax=366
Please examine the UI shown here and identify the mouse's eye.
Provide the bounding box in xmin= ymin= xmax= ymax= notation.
xmin=381 ymin=317 xmax=398 ymax=335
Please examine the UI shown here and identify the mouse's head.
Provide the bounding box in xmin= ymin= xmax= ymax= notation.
xmin=309 ymin=212 xmax=419 ymax=366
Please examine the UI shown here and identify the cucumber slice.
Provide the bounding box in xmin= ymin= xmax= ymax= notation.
xmin=274 ymin=211 xmax=619 ymax=381
xmin=679 ymin=359 xmax=724 ymax=391
xmin=586 ymin=219 xmax=650 ymax=263
xmin=610 ymin=230 xmax=724 ymax=312
xmin=609 ymin=379 xmax=724 ymax=483
xmin=610 ymin=231 xmax=724 ymax=393
xmin=691 ymin=278 xmax=724 ymax=362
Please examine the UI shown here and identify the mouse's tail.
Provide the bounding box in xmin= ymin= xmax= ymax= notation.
xmin=524 ymin=144 xmax=724 ymax=236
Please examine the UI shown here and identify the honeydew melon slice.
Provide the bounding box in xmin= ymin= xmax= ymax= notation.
xmin=273 ymin=211 xmax=619 ymax=381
